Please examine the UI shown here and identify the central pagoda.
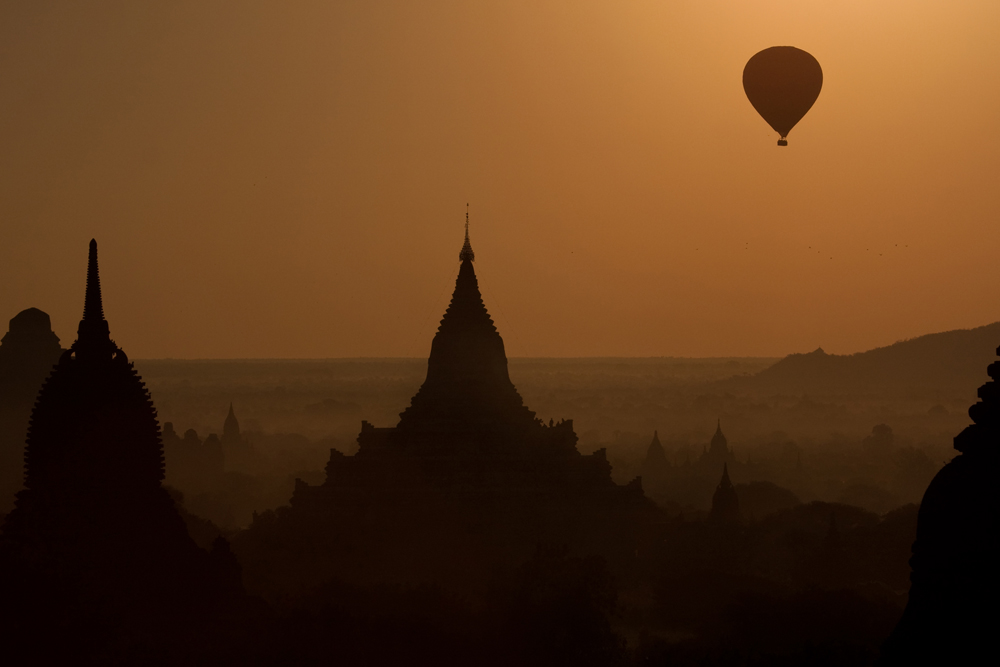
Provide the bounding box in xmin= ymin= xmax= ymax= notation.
xmin=359 ymin=219 xmax=557 ymax=464
xmin=237 ymin=218 xmax=654 ymax=595
xmin=395 ymin=220 xmax=538 ymax=442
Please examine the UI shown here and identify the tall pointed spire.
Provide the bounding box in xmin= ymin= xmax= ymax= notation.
xmin=459 ymin=203 xmax=475 ymax=263
xmin=75 ymin=239 xmax=113 ymax=356
xmin=83 ymin=239 xmax=104 ymax=323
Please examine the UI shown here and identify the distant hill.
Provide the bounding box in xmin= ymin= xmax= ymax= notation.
xmin=746 ymin=322 xmax=1000 ymax=395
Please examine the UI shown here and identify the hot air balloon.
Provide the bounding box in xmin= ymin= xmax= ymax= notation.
xmin=743 ymin=46 xmax=822 ymax=146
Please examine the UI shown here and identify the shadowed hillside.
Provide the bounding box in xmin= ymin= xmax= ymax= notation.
xmin=744 ymin=322 xmax=1000 ymax=395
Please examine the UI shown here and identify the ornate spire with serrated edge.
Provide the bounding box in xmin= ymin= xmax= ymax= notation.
xmin=460 ymin=203 xmax=475 ymax=262
xmin=75 ymin=239 xmax=113 ymax=355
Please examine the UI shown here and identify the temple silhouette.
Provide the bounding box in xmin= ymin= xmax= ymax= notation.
xmin=237 ymin=222 xmax=657 ymax=593
xmin=642 ymin=430 xmax=669 ymax=480
xmin=221 ymin=402 xmax=250 ymax=467
xmin=880 ymin=344 xmax=1000 ymax=664
xmin=710 ymin=463 xmax=740 ymax=525
xmin=0 ymin=308 xmax=64 ymax=513
xmin=639 ymin=421 xmax=743 ymax=513
xmin=0 ymin=241 xmax=243 ymax=662
xmin=163 ymin=421 xmax=225 ymax=491
xmin=700 ymin=420 xmax=735 ymax=468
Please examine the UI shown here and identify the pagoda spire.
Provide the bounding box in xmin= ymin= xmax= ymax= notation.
xmin=75 ymin=239 xmax=113 ymax=356
xmin=396 ymin=210 xmax=536 ymax=437
xmin=83 ymin=239 xmax=104 ymax=322
xmin=459 ymin=203 xmax=475 ymax=263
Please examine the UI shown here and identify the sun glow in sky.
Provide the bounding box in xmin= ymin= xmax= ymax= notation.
xmin=1 ymin=1 xmax=998 ymax=358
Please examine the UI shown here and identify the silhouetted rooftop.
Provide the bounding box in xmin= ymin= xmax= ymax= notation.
xmin=1 ymin=308 xmax=60 ymax=349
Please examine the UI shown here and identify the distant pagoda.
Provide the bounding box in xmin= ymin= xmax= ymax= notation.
xmin=709 ymin=421 xmax=729 ymax=457
xmin=223 ymin=403 xmax=241 ymax=444
xmin=642 ymin=430 xmax=669 ymax=478
xmin=710 ymin=463 xmax=740 ymax=524
xmin=239 ymin=218 xmax=655 ymax=594
xmin=699 ymin=420 xmax=735 ymax=472
xmin=0 ymin=241 xmax=241 ymax=661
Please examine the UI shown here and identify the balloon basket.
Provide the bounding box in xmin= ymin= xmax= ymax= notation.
xmin=777 ymin=139 xmax=788 ymax=146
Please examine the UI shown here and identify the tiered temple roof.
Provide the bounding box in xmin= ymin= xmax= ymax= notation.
xmin=395 ymin=222 xmax=538 ymax=443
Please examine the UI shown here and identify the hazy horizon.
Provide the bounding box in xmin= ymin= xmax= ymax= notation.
xmin=88 ymin=318 xmax=1000 ymax=361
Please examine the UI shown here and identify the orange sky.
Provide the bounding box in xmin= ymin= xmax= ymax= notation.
xmin=1 ymin=1 xmax=998 ymax=358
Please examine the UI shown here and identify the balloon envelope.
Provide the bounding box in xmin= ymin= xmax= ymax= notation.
xmin=743 ymin=47 xmax=822 ymax=145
